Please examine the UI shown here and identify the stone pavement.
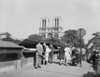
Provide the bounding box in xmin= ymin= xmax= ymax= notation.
xmin=1 ymin=61 xmax=94 ymax=77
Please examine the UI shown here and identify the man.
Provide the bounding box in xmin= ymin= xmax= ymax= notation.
xmin=35 ymin=42 xmax=43 ymax=69
xmin=88 ymin=48 xmax=99 ymax=70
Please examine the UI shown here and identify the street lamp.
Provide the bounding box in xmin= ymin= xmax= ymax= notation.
xmin=77 ymin=28 xmax=86 ymax=67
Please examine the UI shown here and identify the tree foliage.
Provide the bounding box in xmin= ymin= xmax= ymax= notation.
xmin=5 ymin=32 xmax=11 ymax=37
xmin=61 ymin=30 xmax=85 ymax=47
xmin=44 ymin=37 xmax=64 ymax=49
xmin=2 ymin=32 xmax=21 ymax=44
xmin=28 ymin=34 xmax=43 ymax=41
xmin=87 ymin=32 xmax=100 ymax=48
xmin=44 ymin=37 xmax=61 ymax=45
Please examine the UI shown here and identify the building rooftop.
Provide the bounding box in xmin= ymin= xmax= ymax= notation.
xmin=0 ymin=40 xmax=22 ymax=49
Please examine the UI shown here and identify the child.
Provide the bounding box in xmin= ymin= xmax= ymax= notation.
xmin=44 ymin=45 xmax=51 ymax=65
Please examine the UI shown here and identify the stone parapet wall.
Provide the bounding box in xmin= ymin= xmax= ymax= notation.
xmin=0 ymin=57 xmax=33 ymax=75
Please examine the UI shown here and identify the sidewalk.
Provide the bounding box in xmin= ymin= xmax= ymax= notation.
xmin=2 ymin=61 xmax=94 ymax=77
xmin=0 ymin=62 xmax=33 ymax=77
xmin=82 ymin=61 xmax=94 ymax=77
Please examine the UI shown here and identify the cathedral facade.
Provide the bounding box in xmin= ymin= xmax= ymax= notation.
xmin=39 ymin=16 xmax=63 ymax=39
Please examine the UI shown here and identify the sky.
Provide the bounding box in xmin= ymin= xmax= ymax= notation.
xmin=0 ymin=0 xmax=100 ymax=43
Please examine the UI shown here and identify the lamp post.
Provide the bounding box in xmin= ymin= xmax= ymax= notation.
xmin=77 ymin=28 xmax=86 ymax=67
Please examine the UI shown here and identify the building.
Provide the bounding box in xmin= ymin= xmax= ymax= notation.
xmin=39 ymin=17 xmax=63 ymax=39
xmin=0 ymin=32 xmax=7 ymax=39
xmin=0 ymin=40 xmax=22 ymax=62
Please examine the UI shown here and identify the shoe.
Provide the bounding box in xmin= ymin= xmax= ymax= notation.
xmin=38 ymin=66 xmax=41 ymax=68
xmin=34 ymin=67 xmax=38 ymax=69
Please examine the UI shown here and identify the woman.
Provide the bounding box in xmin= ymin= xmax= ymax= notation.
xmin=64 ymin=45 xmax=72 ymax=66
xmin=57 ymin=46 xmax=65 ymax=65
xmin=71 ymin=49 xmax=80 ymax=66
xmin=44 ymin=44 xmax=51 ymax=65
xmin=49 ymin=44 xmax=54 ymax=63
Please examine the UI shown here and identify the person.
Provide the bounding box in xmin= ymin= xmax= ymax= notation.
xmin=82 ymin=48 xmax=86 ymax=61
xmin=44 ymin=44 xmax=51 ymax=65
xmin=35 ymin=42 xmax=43 ymax=69
xmin=41 ymin=42 xmax=46 ymax=65
xmin=88 ymin=48 xmax=98 ymax=70
xmin=57 ymin=46 xmax=65 ymax=65
xmin=71 ymin=48 xmax=80 ymax=66
xmin=64 ymin=45 xmax=72 ymax=66
xmin=49 ymin=44 xmax=54 ymax=63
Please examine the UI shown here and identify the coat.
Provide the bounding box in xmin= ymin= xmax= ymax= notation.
xmin=36 ymin=43 xmax=43 ymax=55
xmin=57 ymin=47 xmax=65 ymax=60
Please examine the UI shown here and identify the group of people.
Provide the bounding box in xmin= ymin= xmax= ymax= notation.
xmin=57 ymin=44 xmax=100 ymax=70
xmin=34 ymin=42 xmax=86 ymax=68
xmin=22 ymin=40 xmax=100 ymax=71
xmin=34 ymin=42 xmax=54 ymax=69
xmin=57 ymin=45 xmax=82 ymax=66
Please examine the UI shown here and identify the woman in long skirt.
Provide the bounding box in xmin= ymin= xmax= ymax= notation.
xmin=64 ymin=46 xmax=72 ymax=65
xmin=44 ymin=45 xmax=51 ymax=65
xmin=58 ymin=46 xmax=65 ymax=65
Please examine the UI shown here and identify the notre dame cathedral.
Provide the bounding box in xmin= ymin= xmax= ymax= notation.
xmin=39 ymin=16 xmax=63 ymax=39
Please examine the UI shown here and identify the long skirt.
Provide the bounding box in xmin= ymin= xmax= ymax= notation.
xmin=45 ymin=53 xmax=49 ymax=61
xmin=57 ymin=53 xmax=64 ymax=60
xmin=65 ymin=52 xmax=71 ymax=62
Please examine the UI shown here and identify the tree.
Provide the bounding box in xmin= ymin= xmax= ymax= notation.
xmin=87 ymin=32 xmax=100 ymax=49
xmin=28 ymin=34 xmax=43 ymax=41
xmin=2 ymin=32 xmax=21 ymax=44
xmin=44 ymin=37 xmax=64 ymax=49
xmin=61 ymin=30 xmax=85 ymax=47
xmin=44 ymin=37 xmax=61 ymax=45
xmin=5 ymin=32 xmax=11 ymax=37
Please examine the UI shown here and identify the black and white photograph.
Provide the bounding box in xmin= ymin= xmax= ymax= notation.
xmin=0 ymin=0 xmax=100 ymax=77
